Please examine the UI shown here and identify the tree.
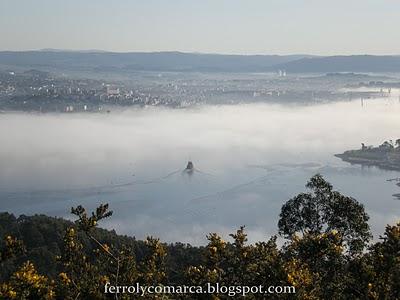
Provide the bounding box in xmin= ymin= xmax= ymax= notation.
xmin=366 ymin=222 xmax=400 ymax=299
xmin=395 ymin=138 xmax=400 ymax=149
xmin=278 ymin=174 xmax=371 ymax=254
xmin=0 ymin=261 xmax=55 ymax=299
xmin=1 ymin=188 xmax=399 ymax=299
xmin=186 ymin=227 xmax=288 ymax=299
xmin=379 ymin=141 xmax=394 ymax=150
xmin=57 ymin=204 xmax=167 ymax=299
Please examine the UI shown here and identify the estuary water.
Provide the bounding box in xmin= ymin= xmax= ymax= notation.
xmin=1 ymin=97 xmax=400 ymax=244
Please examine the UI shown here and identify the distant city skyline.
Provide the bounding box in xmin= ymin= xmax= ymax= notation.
xmin=1 ymin=0 xmax=400 ymax=55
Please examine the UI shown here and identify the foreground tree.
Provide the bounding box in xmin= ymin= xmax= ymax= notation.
xmin=366 ymin=222 xmax=400 ymax=299
xmin=57 ymin=204 xmax=167 ymax=299
xmin=0 ymin=204 xmax=168 ymax=300
xmin=186 ymin=227 xmax=287 ymax=299
xmin=0 ymin=175 xmax=398 ymax=299
xmin=278 ymin=174 xmax=371 ymax=254
xmin=0 ymin=236 xmax=55 ymax=299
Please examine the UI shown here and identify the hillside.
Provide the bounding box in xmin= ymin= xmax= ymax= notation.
xmin=0 ymin=212 xmax=201 ymax=284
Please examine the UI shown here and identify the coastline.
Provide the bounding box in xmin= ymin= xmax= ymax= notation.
xmin=334 ymin=153 xmax=400 ymax=171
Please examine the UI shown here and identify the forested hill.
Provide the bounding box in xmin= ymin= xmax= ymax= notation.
xmin=0 ymin=212 xmax=202 ymax=284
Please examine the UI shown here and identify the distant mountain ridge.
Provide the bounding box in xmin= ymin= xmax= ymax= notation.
xmin=275 ymin=55 xmax=400 ymax=73
xmin=0 ymin=51 xmax=399 ymax=73
xmin=0 ymin=51 xmax=311 ymax=72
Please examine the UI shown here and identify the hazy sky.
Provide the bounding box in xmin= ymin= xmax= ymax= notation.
xmin=1 ymin=0 xmax=400 ymax=55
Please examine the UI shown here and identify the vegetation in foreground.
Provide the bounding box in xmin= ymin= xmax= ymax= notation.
xmin=0 ymin=174 xmax=399 ymax=299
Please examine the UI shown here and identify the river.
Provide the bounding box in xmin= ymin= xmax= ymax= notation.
xmin=1 ymin=96 xmax=399 ymax=244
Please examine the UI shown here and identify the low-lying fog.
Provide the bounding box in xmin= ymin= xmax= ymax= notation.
xmin=1 ymin=97 xmax=400 ymax=244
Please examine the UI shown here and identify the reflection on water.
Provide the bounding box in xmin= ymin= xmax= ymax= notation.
xmin=0 ymin=97 xmax=399 ymax=244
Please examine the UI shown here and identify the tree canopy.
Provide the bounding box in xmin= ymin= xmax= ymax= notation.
xmin=278 ymin=174 xmax=371 ymax=254
xmin=0 ymin=175 xmax=398 ymax=299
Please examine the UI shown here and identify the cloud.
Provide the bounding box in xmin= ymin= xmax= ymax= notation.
xmin=0 ymin=101 xmax=399 ymax=243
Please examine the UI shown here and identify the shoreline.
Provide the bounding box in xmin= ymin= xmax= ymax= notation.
xmin=334 ymin=153 xmax=400 ymax=172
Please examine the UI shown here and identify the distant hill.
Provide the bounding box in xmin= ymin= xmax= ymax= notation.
xmin=0 ymin=51 xmax=311 ymax=73
xmin=0 ymin=51 xmax=400 ymax=73
xmin=275 ymin=55 xmax=400 ymax=73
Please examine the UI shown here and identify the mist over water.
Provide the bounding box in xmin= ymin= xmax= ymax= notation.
xmin=1 ymin=98 xmax=399 ymax=244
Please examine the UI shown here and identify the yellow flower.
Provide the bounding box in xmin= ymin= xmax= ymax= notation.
xmin=292 ymin=234 xmax=300 ymax=242
xmin=100 ymin=275 xmax=110 ymax=284
xmin=8 ymin=290 xmax=17 ymax=298
xmin=59 ymin=272 xmax=71 ymax=285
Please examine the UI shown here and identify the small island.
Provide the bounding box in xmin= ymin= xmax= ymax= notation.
xmin=335 ymin=139 xmax=400 ymax=171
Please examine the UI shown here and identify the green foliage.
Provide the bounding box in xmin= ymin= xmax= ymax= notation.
xmin=365 ymin=222 xmax=400 ymax=300
xmin=0 ymin=175 xmax=398 ymax=299
xmin=71 ymin=204 xmax=113 ymax=233
xmin=186 ymin=227 xmax=287 ymax=299
xmin=58 ymin=204 xmax=167 ymax=299
xmin=278 ymin=174 xmax=371 ymax=254
xmin=0 ymin=261 xmax=55 ymax=299
xmin=283 ymin=231 xmax=348 ymax=299
xmin=0 ymin=236 xmax=25 ymax=263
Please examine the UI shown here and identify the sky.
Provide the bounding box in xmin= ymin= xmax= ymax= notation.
xmin=1 ymin=0 xmax=400 ymax=55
